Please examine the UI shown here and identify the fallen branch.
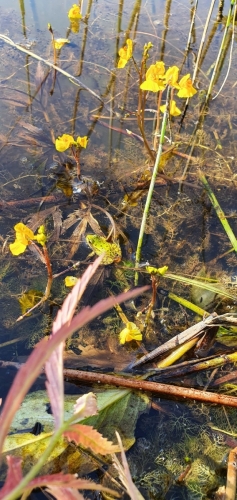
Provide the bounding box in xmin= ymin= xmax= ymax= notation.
xmin=63 ymin=368 xmax=237 ymax=408
xmin=225 ymin=446 xmax=237 ymax=500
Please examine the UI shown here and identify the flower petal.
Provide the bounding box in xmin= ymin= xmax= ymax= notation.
xmin=65 ymin=276 xmax=78 ymax=287
xmin=76 ymin=136 xmax=88 ymax=148
xmin=68 ymin=4 xmax=82 ymax=19
xmin=9 ymin=240 xmax=27 ymax=255
xmin=140 ymin=80 xmax=165 ymax=92
xmin=55 ymin=134 xmax=76 ymax=152
xmin=177 ymin=74 xmax=197 ymax=98
xmin=53 ymin=38 xmax=69 ymax=50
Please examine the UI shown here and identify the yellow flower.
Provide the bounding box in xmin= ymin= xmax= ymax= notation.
xmin=140 ymin=61 xmax=166 ymax=92
xmin=164 ymin=66 xmax=180 ymax=88
xmin=76 ymin=136 xmax=88 ymax=148
xmin=53 ymin=38 xmax=69 ymax=50
xmin=9 ymin=223 xmax=35 ymax=255
xmin=177 ymin=74 xmax=197 ymax=98
xmin=117 ymin=39 xmax=133 ymax=69
xmin=65 ymin=276 xmax=78 ymax=287
xmin=70 ymin=20 xmax=80 ymax=33
xmin=119 ymin=322 xmax=142 ymax=344
xmin=68 ymin=4 xmax=82 ymax=20
xmin=9 ymin=223 xmax=48 ymax=255
xmin=160 ymin=100 xmax=181 ymax=117
xmin=35 ymin=225 xmax=47 ymax=247
xmin=146 ymin=265 xmax=168 ymax=275
xmin=143 ymin=41 xmax=153 ymax=57
xmin=55 ymin=134 xmax=76 ymax=152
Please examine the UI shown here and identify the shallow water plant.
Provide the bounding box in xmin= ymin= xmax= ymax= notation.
xmin=0 ymin=256 xmax=148 ymax=500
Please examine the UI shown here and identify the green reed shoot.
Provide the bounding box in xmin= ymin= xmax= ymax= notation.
xmin=199 ymin=171 xmax=237 ymax=253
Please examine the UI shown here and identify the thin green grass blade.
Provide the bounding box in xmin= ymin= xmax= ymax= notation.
xmin=199 ymin=171 xmax=237 ymax=253
xmin=165 ymin=273 xmax=236 ymax=301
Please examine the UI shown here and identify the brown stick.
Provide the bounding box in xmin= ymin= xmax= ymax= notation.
xmin=225 ymin=446 xmax=237 ymax=500
xmin=63 ymin=368 xmax=237 ymax=408
xmin=0 ymin=194 xmax=65 ymax=209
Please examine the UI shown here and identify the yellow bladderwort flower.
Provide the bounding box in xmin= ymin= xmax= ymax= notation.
xmin=164 ymin=66 xmax=180 ymax=88
xmin=9 ymin=223 xmax=35 ymax=255
xmin=160 ymin=100 xmax=181 ymax=117
xmin=177 ymin=74 xmax=197 ymax=98
xmin=119 ymin=322 xmax=142 ymax=344
xmin=68 ymin=4 xmax=82 ymax=20
xmin=53 ymin=38 xmax=69 ymax=50
xmin=117 ymin=39 xmax=133 ymax=68
xmin=65 ymin=276 xmax=78 ymax=287
xmin=70 ymin=20 xmax=80 ymax=33
xmin=34 ymin=225 xmax=47 ymax=246
xmin=140 ymin=61 xmax=166 ymax=92
xmin=76 ymin=136 xmax=88 ymax=148
xmin=9 ymin=223 xmax=47 ymax=256
xmin=55 ymin=134 xmax=76 ymax=152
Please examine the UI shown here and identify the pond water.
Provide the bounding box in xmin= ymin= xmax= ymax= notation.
xmin=1 ymin=0 xmax=237 ymax=498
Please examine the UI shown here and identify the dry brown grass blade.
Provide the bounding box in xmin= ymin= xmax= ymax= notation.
xmin=27 ymin=207 xmax=58 ymax=232
xmin=87 ymin=213 xmax=105 ymax=237
xmin=68 ymin=218 xmax=88 ymax=259
xmin=62 ymin=209 xmax=84 ymax=233
xmin=52 ymin=209 xmax=63 ymax=242
xmin=225 ymin=446 xmax=237 ymax=500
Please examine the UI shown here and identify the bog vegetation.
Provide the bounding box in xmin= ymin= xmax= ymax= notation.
xmin=1 ymin=0 xmax=237 ymax=498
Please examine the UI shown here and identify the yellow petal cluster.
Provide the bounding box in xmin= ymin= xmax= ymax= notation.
xmin=164 ymin=66 xmax=180 ymax=88
xmin=76 ymin=136 xmax=88 ymax=148
xmin=65 ymin=276 xmax=78 ymax=287
xmin=177 ymin=74 xmax=197 ymax=98
xmin=140 ymin=60 xmax=197 ymax=100
xmin=160 ymin=100 xmax=181 ymax=117
xmin=9 ymin=223 xmax=35 ymax=255
xmin=146 ymin=265 xmax=168 ymax=275
xmin=55 ymin=134 xmax=88 ymax=152
xmin=53 ymin=38 xmax=69 ymax=50
xmin=119 ymin=322 xmax=142 ymax=344
xmin=55 ymin=134 xmax=76 ymax=152
xmin=9 ymin=223 xmax=47 ymax=256
xmin=34 ymin=225 xmax=47 ymax=247
xmin=68 ymin=4 xmax=82 ymax=20
xmin=140 ymin=61 xmax=166 ymax=92
xmin=117 ymin=39 xmax=133 ymax=69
